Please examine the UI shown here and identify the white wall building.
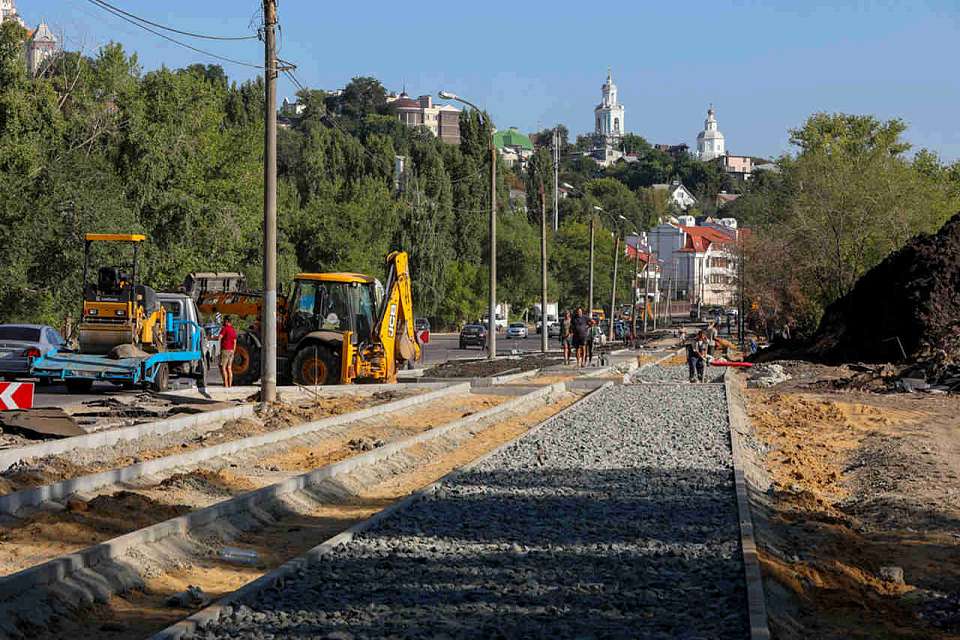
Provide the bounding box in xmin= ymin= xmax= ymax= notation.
xmin=0 ymin=0 xmax=25 ymax=27
xmin=646 ymin=217 xmax=741 ymax=307
xmin=696 ymin=105 xmax=725 ymax=161
xmin=652 ymin=181 xmax=697 ymax=211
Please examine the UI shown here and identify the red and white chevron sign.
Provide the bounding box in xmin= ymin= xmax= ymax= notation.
xmin=0 ymin=382 xmax=34 ymax=410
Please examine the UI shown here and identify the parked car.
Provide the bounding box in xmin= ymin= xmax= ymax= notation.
xmin=506 ymin=322 xmax=528 ymax=339
xmin=459 ymin=324 xmax=487 ymax=349
xmin=547 ymin=322 xmax=561 ymax=338
xmin=0 ymin=324 xmax=64 ymax=381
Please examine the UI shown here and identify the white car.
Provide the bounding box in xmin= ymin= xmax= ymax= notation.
xmin=506 ymin=322 xmax=528 ymax=339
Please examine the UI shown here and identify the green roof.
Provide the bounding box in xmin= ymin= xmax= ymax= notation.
xmin=493 ymin=128 xmax=533 ymax=151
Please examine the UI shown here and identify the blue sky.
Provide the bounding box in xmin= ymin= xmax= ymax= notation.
xmin=21 ymin=0 xmax=960 ymax=161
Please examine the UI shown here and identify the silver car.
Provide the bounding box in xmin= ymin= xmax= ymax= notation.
xmin=506 ymin=322 xmax=528 ymax=339
xmin=0 ymin=324 xmax=65 ymax=380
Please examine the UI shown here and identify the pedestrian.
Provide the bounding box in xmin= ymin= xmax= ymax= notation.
xmin=588 ymin=319 xmax=604 ymax=366
xmin=687 ymin=329 xmax=708 ymax=383
xmin=218 ymin=315 xmax=238 ymax=388
xmin=571 ymin=307 xmax=589 ymax=368
xmin=560 ymin=311 xmax=573 ymax=365
xmin=706 ymin=321 xmax=718 ymax=356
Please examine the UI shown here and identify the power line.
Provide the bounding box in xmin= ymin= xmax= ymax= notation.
xmin=89 ymin=0 xmax=258 ymax=40
xmin=84 ymin=0 xmax=263 ymax=69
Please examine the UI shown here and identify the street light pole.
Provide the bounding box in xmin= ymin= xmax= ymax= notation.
xmin=439 ymin=91 xmax=496 ymax=359
xmin=539 ymin=184 xmax=548 ymax=353
xmin=608 ymin=231 xmax=619 ymax=342
xmin=631 ymin=246 xmax=641 ymax=346
xmin=588 ymin=211 xmax=596 ymax=312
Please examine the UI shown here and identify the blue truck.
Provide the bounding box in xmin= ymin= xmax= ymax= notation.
xmin=31 ymin=293 xmax=207 ymax=393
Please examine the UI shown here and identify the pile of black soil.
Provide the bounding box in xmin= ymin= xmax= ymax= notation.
xmin=808 ymin=213 xmax=960 ymax=373
xmin=424 ymin=354 xmax=562 ymax=379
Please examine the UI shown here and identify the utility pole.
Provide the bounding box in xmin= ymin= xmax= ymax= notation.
xmin=608 ymin=231 xmax=620 ymax=342
xmin=588 ymin=215 xmax=595 ymax=312
xmin=539 ymin=183 xmax=548 ymax=353
xmin=631 ymin=247 xmax=640 ymax=346
xmin=552 ymin=129 xmax=559 ymax=231
xmin=488 ymin=140 xmax=497 ymax=360
xmin=652 ymin=264 xmax=659 ymax=331
xmin=261 ymin=0 xmax=278 ymax=403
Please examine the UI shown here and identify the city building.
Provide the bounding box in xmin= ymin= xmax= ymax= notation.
xmin=388 ymin=92 xmax=461 ymax=144
xmin=654 ymin=143 xmax=690 ymax=159
xmin=493 ymin=127 xmax=534 ymax=169
xmin=646 ymin=216 xmax=743 ymax=307
xmin=696 ymin=105 xmax=725 ymax=161
xmin=1 ymin=1 xmax=59 ymax=74
xmin=652 ymin=180 xmax=697 ymax=211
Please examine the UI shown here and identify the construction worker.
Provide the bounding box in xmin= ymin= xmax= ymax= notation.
xmin=218 ymin=316 xmax=238 ymax=388
xmin=706 ymin=321 xmax=719 ymax=356
xmin=688 ymin=329 xmax=708 ymax=383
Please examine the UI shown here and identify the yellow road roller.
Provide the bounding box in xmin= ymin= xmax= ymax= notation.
xmin=77 ymin=234 xmax=166 ymax=355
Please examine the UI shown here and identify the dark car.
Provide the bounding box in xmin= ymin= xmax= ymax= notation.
xmin=0 ymin=324 xmax=65 ymax=380
xmin=459 ymin=323 xmax=487 ymax=349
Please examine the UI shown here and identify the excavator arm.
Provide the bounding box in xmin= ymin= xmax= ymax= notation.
xmin=341 ymin=251 xmax=420 ymax=384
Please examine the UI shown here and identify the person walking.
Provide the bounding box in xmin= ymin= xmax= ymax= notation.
xmin=687 ymin=329 xmax=708 ymax=383
xmin=560 ymin=311 xmax=573 ymax=365
xmin=571 ymin=307 xmax=589 ymax=368
xmin=218 ymin=316 xmax=238 ymax=388
xmin=706 ymin=321 xmax=719 ymax=356
xmin=587 ymin=319 xmax=603 ymax=366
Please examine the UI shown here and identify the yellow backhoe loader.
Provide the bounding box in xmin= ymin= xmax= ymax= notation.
xmin=186 ymin=251 xmax=420 ymax=386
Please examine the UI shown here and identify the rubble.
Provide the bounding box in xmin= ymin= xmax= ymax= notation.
xmin=747 ymin=363 xmax=791 ymax=388
xmin=808 ymin=213 xmax=960 ymax=388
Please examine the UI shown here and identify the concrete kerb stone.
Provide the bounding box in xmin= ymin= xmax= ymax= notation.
xmin=0 ymin=382 xmax=565 ymax=608
xmin=723 ymin=368 xmax=772 ymax=640
xmin=0 ymin=383 xmax=451 ymax=472
xmin=0 ymin=382 xmax=469 ymax=515
xmin=149 ymin=381 xmax=612 ymax=640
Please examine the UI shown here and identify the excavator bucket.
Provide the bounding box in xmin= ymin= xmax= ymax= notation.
xmin=182 ymin=272 xmax=246 ymax=300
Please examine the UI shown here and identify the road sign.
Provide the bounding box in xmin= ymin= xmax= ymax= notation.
xmin=0 ymin=382 xmax=34 ymax=410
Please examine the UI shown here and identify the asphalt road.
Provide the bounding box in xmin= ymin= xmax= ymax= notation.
xmin=24 ymin=332 xmax=555 ymax=407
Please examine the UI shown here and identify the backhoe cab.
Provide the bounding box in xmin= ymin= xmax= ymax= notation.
xmin=78 ymin=234 xmax=165 ymax=355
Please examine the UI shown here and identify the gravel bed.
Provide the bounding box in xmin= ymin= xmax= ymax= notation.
xmin=197 ymin=385 xmax=748 ymax=640
xmin=631 ymin=363 xmax=725 ymax=384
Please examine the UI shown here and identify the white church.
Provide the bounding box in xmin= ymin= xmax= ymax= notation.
xmin=696 ymin=105 xmax=726 ymax=161
xmin=1 ymin=0 xmax=59 ymax=74
xmin=590 ymin=69 xmax=626 ymax=166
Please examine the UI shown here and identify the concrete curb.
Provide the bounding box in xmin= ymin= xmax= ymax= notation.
xmin=150 ymin=381 xmax=612 ymax=640
xmin=0 ymin=382 xmax=565 ymax=605
xmin=0 ymin=383 xmax=449 ymax=472
xmin=724 ymin=369 xmax=771 ymax=640
xmin=0 ymin=383 xmax=469 ymax=515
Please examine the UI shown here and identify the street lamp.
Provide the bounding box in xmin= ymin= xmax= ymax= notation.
xmin=439 ymin=90 xmax=497 ymax=360
xmin=524 ymin=151 xmax=552 ymax=355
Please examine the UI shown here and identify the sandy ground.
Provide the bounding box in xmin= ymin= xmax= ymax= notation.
xmin=741 ymin=367 xmax=960 ymax=639
xmin=0 ymin=392 xmax=503 ymax=577
xmin=0 ymin=391 xmax=411 ymax=495
xmin=31 ymin=392 xmax=580 ymax=640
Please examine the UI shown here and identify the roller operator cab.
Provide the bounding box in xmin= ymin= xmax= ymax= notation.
xmin=78 ymin=234 xmax=165 ymax=355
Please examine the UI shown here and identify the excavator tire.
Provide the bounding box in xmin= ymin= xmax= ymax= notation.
xmin=232 ymin=334 xmax=261 ymax=386
xmin=291 ymin=345 xmax=340 ymax=386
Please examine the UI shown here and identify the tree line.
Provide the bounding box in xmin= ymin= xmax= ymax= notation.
xmin=2 ymin=24 xmax=956 ymax=335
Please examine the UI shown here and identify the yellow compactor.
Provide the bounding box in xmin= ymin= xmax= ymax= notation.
xmin=77 ymin=234 xmax=166 ymax=355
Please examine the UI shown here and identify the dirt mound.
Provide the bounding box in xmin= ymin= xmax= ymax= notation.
xmin=809 ymin=213 xmax=960 ymax=370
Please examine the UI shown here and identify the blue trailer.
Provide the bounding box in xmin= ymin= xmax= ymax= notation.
xmin=31 ymin=316 xmax=205 ymax=393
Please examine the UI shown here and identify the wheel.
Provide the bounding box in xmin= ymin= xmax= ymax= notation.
xmin=150 ymin=363 xmax=169 ymax=392
xmin=65 ymin=379 xmax=93 ymax=393
xmin=194 ymin=357 xmax=208 ymax=389
xmin=232 ymin=334 xmax=261 ymax=386
xmin=291 ymin=345 xmax=340 ymax=386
